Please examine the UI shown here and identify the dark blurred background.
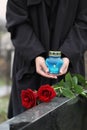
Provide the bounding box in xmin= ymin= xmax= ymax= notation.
xmin=0 ymin=0 xmax=14 ymax=123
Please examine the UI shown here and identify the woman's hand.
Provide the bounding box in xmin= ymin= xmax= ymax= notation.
xmin=35 ymin=56 xmax=70 ymax=78
xmin=58 ymin=57 xmax=70 ymax=76
xmin=35 ymin=56 xmax=57 ymax=79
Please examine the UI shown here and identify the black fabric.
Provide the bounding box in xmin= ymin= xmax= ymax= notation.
xmin=6 ymin=0 xmax=87 ymax=118
xmin=45 ymin=0 xmax=59 ymax=42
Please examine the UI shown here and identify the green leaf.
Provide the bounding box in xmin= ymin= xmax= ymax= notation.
xmin=73 ymin=74 xmax=87 ymax=87
xmin=64 ymin=72 xmax=73 ymax=88
xmin=63 ymin=82 xmax=72 ymax=89
xmin=65 ymin=72 xmax=72 ymax=82
xmin=54 ymin=72 xmax=87 ymax=100
xmin=72 ymin=76 xmax=78 ymax=85
xmin=57 ymin=79 xmax=64 ymax=86
xmin=80 ymin=91 xmax=87 ymax=98
xmin=62 ymin=88 xmax=75 ymax=98
xmin=73 ymin=85 xmax=84 ymax=94
xmin=53 ymin=79 xmax=64 ymax=88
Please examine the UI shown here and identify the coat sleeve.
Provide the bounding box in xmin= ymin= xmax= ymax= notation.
xmin=59 ymin=0 xmax=87 ymax=65
xmin=6 ymin=0 xmax=46 ymax=63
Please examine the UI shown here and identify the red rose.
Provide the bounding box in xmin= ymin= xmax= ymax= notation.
xmin=37 ymin=84 xmax=56 ymax=102
xmin=21 ymin=89 xmax=37 ymax=109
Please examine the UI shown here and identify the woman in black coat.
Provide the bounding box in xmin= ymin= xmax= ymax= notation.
xmin=6 ymin=0 xmax=87 ymax=118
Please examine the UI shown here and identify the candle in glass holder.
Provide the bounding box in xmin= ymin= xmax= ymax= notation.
xmin=45 ymin=51 xmax=63 ymax=74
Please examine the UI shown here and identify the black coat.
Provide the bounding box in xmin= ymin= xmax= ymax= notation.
xmin=6 ymin=0 xmax=87 ymax=118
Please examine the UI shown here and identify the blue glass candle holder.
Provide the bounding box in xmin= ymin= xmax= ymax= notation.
xmin=45 ymin=51 xmax=63 ymax=74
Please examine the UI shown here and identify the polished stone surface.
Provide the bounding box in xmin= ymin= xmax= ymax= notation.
xmin=0 ymin=97 xmax=87 ymax=130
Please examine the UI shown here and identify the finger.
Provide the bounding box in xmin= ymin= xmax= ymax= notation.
xmin=58 ymin=63 xmax=68 ymax=76
xmin=37 ymin=68 xmax=57 ymax=79
xmin=41 ymin=62 xmax=49 ymax=73
xmin=37 ymin=65 xmax=57 ymax=78
xmin=35 ymin=56 xmax=49 ymax=73
xmin=60 ymin=65 xmax=67 ymax=74
xmin=36 ymin=61 xmax=57 ymax=78
xmin=59 ymin=57 xmax=69 ymax=75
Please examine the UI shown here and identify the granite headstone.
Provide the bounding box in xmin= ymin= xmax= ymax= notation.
xmin=0 ymin=96 xmax=87 ymax=130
